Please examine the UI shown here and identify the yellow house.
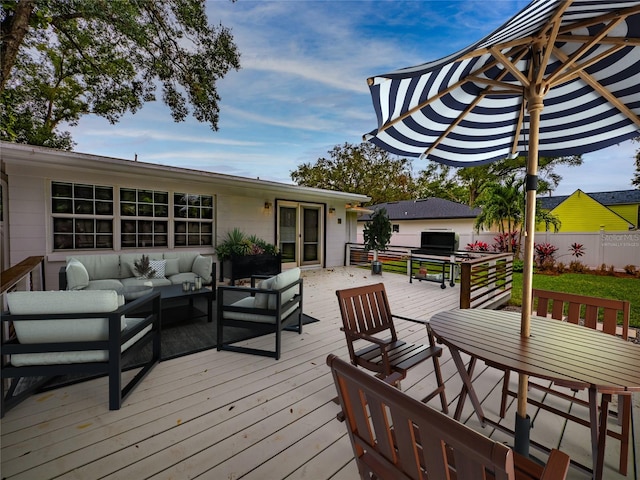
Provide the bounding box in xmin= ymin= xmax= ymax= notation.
xmin=537 ymin=189 xmax=639 ymax=232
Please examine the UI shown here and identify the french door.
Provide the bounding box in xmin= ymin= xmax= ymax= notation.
xmin=277 ymin=202 xmax=324 ymax=269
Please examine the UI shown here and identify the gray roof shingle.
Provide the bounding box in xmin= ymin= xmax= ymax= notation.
xmin=538 ymin=189 xmax=640 ymax=210
xmin=358 ymin=198 xmax=481 ymax=222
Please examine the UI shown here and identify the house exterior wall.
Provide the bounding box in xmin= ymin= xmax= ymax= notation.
xmin=1 ymin=143 xmax=368 ymax=288
xmin=356 ymin=218 xmax=477 ymax=247
xmin=608 ymin=204 xmax=639 ymax=228
xmin=541 ymin=190 xmax=631 ymax=232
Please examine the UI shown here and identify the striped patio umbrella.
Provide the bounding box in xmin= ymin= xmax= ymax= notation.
xmin=365 ymin=0 xmax=640 ymax=456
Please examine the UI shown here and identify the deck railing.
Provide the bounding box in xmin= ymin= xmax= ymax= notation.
xmin=345 ymin=243 xmax=513 ymax=310
xmin=1 ymin=256 xmax=46 ymax=297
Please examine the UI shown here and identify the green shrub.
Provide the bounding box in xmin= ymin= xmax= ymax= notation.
xmin=569 ymin=260 xmax=586 ymax=273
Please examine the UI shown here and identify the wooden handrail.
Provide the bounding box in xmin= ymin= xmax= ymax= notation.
xmin=345 ymin=244 xmax=513 ymax=310
xmin=459 ymin=253 xmax=513 ymax=309
xmin=1 ymin=256 xmax=45 ymax=294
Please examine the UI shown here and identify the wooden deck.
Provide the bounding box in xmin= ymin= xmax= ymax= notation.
xmin=2 ymin=266 xmax=638 ymax=479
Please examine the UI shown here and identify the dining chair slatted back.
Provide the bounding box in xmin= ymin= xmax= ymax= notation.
xmin=533 ymin=288 xmax=630 ymax=339
xmin=327 ymin=354 xmax=571 ymax=480
xmin=336 ymin=283 xmax=447 ymax=412
xmin=502 ymin=288 xmax=632 ymax=475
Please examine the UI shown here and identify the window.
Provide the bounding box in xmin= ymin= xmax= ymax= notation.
xmin=52 ymin=182 xmax=114 ymax=250
xmin=120 ymin=188 xmax=169 ymax=248
xmin=174 ymin=193 xmax=214 ymax=246
xmin=393 ymin=224 xmax=400 ymax=233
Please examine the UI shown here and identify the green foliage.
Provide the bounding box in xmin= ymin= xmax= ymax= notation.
xmin=290 ymin=142 xmax=417 ymax=205
xmin=134 ymin=254 xmax=156 ymax=278
xmin=509 ymin=272 xmax=640 ymax=328
xmin=512 ymin=259 xmax=524 ymax=272
xmin=1 ymin=0 xmax=240 ymax=147
xmin=215 ymin=228 xmax=277 ymax=260
xmin=363 ymin=208 xmax=392 ymax=253
xmin=474 ymin=176 xmax=524 ymax=253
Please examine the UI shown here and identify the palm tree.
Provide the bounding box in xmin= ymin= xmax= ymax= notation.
xmin=474 ymin=176 xmax=524 ymax=253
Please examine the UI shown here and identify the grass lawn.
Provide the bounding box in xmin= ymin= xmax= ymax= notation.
xmin=509 ymin=272 xmax=640 ymax=329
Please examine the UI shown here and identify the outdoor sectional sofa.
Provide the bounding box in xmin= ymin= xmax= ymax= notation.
xmin=58 ymin=252 xmax=214 ymax=291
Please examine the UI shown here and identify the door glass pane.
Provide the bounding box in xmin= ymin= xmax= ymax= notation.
xmin=280 ymin=207 xmax=297 ymax=263
xmin=303 ymin=208 xmax=319 ymax=262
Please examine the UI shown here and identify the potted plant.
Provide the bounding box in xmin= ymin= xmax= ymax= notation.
xmin=363 ymin=207 xmax=392 ymax=275
xmin=215 ymin=228 xmax=281 ymax=284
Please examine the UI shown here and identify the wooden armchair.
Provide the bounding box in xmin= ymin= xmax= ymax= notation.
xmin=327 ymin=354 xmax=571 ymax=480
xmin=1 ymin=289 xmax=161 ymax=417
xmin=499 ymin=288 xmax=632 ymax=475
xmin=217 ymin=268 xmax=303 ymax=360
xmin=335 ymin=283 xmax=447 ymax=413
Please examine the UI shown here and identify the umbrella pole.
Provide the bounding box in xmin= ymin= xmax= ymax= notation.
xmin=515 ymin=88 xmax=543 ymax=457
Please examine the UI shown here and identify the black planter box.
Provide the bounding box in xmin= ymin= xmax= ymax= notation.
xmin=221 ymin=253 xmax=282 ymax=285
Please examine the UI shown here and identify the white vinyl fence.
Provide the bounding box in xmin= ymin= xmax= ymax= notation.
xmin=463 ymin=230 xmax=640 ymax=270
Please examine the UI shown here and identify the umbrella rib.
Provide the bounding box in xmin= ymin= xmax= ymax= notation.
xmin=424 ymin=62 xmax=520 ymax=159
xmin=422 ymin=94 xmax=485 ymax=158
xmin=532 ymin=0 xmax=570 ymax=86
xmin=554 ymin=47 xmax=640 ymax=129
xmin=557 ymin=4 xmax=640 ymax=36
xmin=549 ymin=44 xmax=625 ymax=88
xmin=557 ymin=34 xmax=640 ymax=47
xmin=511 ymin=97 xmax=526 ymax=157
xmin=545 ymin=16 xmax=625 ymax=87
xmin=375 ymin=56 xmax=508 ymax=133
xmin=489 ymin=47 xmax=531 ymax=88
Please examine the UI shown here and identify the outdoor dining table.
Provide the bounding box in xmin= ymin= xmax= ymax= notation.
xmin=429 ymin=308 xmax=640 ymax=480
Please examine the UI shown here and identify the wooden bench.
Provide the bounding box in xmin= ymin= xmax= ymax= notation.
xmin=499 ymin=288 xmax=632 ymax=475
xmin=327 ymin=354 xmax=570 ymax=480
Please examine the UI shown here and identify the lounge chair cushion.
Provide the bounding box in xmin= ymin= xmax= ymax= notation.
xmin=268 ymin=268 xmax=300 ymax=310
xmin=223 ymin=296 xmax=300 ymax=323
xmin=6 ymin=290 xmax=126 ymax=345
xmin=254 ymin=276 xmax=274 ymax=309
xmin=192 ymin=255 xmax=213 ymax=283
xmin=66 ymin=258 xmax=90 ymax=290
xmin=10 ymin=318 xmax=152 ymax=366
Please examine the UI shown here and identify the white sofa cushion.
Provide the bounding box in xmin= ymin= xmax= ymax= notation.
xmin=165 ymin=258 xmax=180 ymax=276
xmin=163 ymin=252 xmax=199 ymax=273
xmin=6 ymin=290 xmax=125 ymax=344
xmin=71 ymin=255 xmax=121 ymax=280
xmin=120 ymin=253 xmax=164 ymax=278
xmin=66 ymin=258 xmax=89 ymax=290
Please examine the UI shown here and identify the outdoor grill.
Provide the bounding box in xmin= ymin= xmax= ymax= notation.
xmin=412 ymin=231 xmax=459 ymax=256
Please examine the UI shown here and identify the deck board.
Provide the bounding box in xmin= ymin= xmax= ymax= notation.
xmin=1 ymin=266 xmax=637 ymax=479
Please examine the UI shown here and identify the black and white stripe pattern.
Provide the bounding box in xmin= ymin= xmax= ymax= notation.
xmin=365 ymin=0 xmax=640 ymax=166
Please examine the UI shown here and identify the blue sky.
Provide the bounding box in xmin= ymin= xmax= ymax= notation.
xmin=68 ymin=0 xmax=637 ymax=196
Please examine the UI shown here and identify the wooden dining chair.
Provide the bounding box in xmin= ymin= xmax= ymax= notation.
xmin=499 ymin=289 xmax=632 ymax=475
xmin=327 ymin=354 xmax=571 ymax=480
xmin=335 ymin=282 xmax=447 ymax=413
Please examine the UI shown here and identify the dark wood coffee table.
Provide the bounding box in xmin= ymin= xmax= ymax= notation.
xmin=128 ymin=284 xmax=214 ymax=323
